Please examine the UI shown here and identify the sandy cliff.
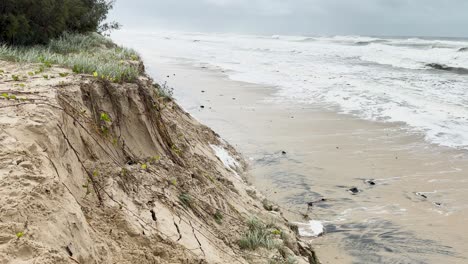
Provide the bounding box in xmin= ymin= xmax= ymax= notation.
xmin=0 ymin=60 xmax=318 ymax=264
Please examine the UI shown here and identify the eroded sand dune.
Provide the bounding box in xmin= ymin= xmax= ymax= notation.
xmin=0 ymin=61 xmax=318 ymax=264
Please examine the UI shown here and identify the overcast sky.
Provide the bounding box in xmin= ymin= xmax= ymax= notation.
xmin=109 ymin=0 xmax=468 ymax=37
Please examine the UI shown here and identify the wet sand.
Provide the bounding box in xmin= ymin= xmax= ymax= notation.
xmin=144 ymin=59 xmax=468 ymax=264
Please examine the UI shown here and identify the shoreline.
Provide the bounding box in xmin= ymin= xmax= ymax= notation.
xmin=145 ymin=59 xmax=468 ymax=263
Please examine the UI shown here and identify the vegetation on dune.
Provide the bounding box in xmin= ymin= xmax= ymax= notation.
xmin=0 ymin=33 xmax=141 ymax=83
xmin=238 ymin=218 xmax=279 ymax=250
xmin=0 ymin=0 xmax=139 ymax=82
xmin=0 ymin=0 xmax=119 ymax=45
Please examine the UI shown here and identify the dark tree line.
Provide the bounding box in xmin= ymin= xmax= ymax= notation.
xmin=0 ymin=0 xmax=118 ymax=45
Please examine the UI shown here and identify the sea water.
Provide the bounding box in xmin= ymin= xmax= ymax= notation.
xmin=115 ymin=30 xmax=468 ymax=150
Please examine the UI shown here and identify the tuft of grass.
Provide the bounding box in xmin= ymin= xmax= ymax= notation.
xmin=154 ymin=82 xmax=174 ymax=99
xmin=0 ymin=33 xmax=141 ymax=83
xmin=16 ymin=232 xmax=24 ymax=239
xmin=214 ymin=210 xmax=223 ymax=224
xmin=47 ymin=32 xmax=115 ymax=54
xmin=179 ymin=193 xmax=193 ymax=208
xmin=239 ymin=218 xmax=279 ymax=250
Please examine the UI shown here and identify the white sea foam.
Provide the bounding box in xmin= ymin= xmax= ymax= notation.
xmin=210 ymin=145 xmax=239 ymax=171
xmin=113 ymin=31 xmax=468 ymax=150
xmin=294 ymin=220 xmax=324 ymax=237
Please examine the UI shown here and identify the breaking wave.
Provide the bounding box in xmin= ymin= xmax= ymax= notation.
xmin=426 ymin=63 xmax=468 ymax=75
xmin=113 ymin=31 xmax=468 ymax=149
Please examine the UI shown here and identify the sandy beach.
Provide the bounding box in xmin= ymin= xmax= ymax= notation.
xmin=142 ymin=59 xmax=468 ymax=263
xmin=3 ymin=1 xmax=467 ymax=263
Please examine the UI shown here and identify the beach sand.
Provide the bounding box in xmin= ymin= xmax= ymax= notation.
xmin=145 ymin=60 xmax=468 ymax=263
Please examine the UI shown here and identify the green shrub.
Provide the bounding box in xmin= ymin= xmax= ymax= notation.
xmin=0 ymin=0 xmax=118 ymax=45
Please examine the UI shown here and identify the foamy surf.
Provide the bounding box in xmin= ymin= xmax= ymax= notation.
xmin=294 ymin=220 xmax=325 ymax=237
xmin=210 ymin=145 xmax=239 ymax=170
xmin=113 ymin=31 xmax=468 ymax=150
xmin=210 ymin=145 xmax=243 ymax=180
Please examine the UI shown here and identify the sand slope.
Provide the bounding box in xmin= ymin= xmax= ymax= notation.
xmin=0 ymin=61 xmax=318 ymax=264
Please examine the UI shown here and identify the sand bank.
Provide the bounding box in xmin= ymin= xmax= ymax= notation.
xmin=0 ymin=59 xmax=319 ymax=264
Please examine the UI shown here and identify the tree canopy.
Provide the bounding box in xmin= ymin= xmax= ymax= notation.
xmin=0 ymin=0 xmax=117 ymax=45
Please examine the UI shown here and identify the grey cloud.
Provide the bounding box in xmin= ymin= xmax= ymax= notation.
xmin=109 ymin=0 xmax=468 ymax=37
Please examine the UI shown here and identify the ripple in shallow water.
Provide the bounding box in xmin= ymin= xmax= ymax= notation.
xmin=328 ymin=220 xmax=462 ymax=264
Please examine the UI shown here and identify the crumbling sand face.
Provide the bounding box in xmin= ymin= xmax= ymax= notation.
xmin=0 ymin=61 xmax=318 ymax=264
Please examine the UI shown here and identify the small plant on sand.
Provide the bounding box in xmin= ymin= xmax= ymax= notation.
xmin=16 ymin=232 xmax=24 ymax=239
xmin=100 ymin=112 xmax=111 ymax=122
xmin=154 ymin=82 xmax=174 ymax=99
xmin=214 ymin=210 xmax=223 ymax=224
xmin=59 ymin=72 xmax=69 ymax=77
xmin=179 ymin=193 xmax=193 ymax=208
xmin=99 ymin=112 xmax=111 ymax=137
xmin=150 ymin=155 xmax=161 ymax=163
xmin=82 ymin=181 xmax=91 ymax=196
xmin=239 ymin=218 xmax=279 ymax=250
xmin=141 ymin=163 xmax=148 ymax=170
xmin=120 ymin=167 xmax=128 ymax=177
xmin=171 ymin=144 xmax=182 ymax=155
xmin=39 ymin=56 xmax=52 ymax=68
xmin=100 ymin=126 xmax=109 ymax=136
xmin=271 ymin=229 xmax=282 ymax=236
xmin=11 ymin=74 xmax=20 ymax=81
xmin=35 ymin=66 xmax=45 ymax=75
xmin=1 ymin=93 xmax=18 ymax=100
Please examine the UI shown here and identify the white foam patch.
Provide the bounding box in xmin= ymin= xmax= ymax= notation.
xmin=210 ymin=145 xmax=239 ymax=171
xmin=294 ymin=220 xmax=324 ymax=237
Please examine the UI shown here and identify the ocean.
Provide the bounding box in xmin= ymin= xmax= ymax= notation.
xmin=115 ymin=31 xmax=468 ymax=150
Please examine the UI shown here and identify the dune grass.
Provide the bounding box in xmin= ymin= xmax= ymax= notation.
xmin=0 ymin=33 xmax=141 ymax=83
xmin=239 ymin=218 xmax=279 ymax=250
